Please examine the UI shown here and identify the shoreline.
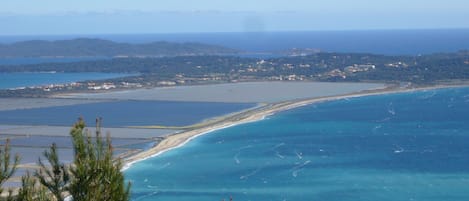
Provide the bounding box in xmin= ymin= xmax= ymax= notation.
xmin=121 ymin=83 xmax=469 ymax=171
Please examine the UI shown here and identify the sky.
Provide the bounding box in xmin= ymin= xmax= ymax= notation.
xmin=1 ymin=0 xmax=469 ymax=35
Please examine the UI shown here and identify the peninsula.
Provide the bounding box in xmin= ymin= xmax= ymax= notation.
xmin=1 ymin=39 xmax=468 ymax=186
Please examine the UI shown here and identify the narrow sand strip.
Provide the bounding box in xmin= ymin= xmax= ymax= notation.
xmin=120 ymin=86 xmax=391 ymax=169
xmin=122 ymin=84 xmax=469 ymax=170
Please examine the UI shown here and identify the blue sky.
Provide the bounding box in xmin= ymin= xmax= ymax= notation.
xmin=1 ymin=0 xmax=468 ymax=35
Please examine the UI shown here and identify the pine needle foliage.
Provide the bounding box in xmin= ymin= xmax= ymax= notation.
xmin=67 ymin=118 xmax=130 ymax=201
xmin=1 ymin=117 xmax=130 ymax=201
xmin=35 ymin=143 xmax=70 ymax=201
xmin=0 ymin=139 xmax=19 ymax=196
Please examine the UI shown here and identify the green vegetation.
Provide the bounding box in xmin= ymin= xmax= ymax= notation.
xmin=0 ymin=118 xmax=130 ymax=201
xmin=35 ymin=143 xmax=69 ymax=201
xmin=0 ymin=51 xmax=467 ymax=82
xmin=0 ymin=139 xmax=19 ymax=198
xmin=0 ymin=38 xmax=239 ymax=57
xmin=0 ymin=50 xmax=468 ymax=97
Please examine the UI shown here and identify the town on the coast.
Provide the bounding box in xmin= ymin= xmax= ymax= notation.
xmin=0 ymin=39 xmax=468 ymax=97
xmin=0 ymin=3 xmax=468 ymax=199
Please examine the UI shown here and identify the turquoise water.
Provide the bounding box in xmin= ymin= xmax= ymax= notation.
xmin=0 ymin=72 xmax=132 ymax=89
xmin=125 ymin=87 xmax=469 ymax=201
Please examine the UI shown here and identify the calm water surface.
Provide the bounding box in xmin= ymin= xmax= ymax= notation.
xmin=0 ymin=100 xmax=256 ymax=127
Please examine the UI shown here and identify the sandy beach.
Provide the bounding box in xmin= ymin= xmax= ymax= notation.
xmin=121 ymin=83 xmax=469 ymax=169
xmin=2 ymin=81 xmax=465 ymax=172
xmin=2 ymin=81 xmax=390 ymax=174
xmin=121 ymin=86 xmax=387 ymax=167
xmin=1 ymin=81 xmax=468 ymax=192
xmin=3 ymin=81 xmax=467 ymax=172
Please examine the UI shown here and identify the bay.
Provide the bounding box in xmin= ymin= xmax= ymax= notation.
xmin=125 ymin=87 xmax=469 ymax=201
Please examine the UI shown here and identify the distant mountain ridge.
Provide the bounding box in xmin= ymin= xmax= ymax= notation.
xmin=0 ymin=38 xmax=240 ymax=57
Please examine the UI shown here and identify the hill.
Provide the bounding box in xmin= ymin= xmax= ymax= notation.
xmin=0 ymin=38 xmax=239 ymax=57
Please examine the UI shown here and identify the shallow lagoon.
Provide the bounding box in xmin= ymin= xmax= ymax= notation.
xmin=70 ymin=82 xmax=385 ymax=103
xmin=0 ymin=100 xmax=256 ymax=127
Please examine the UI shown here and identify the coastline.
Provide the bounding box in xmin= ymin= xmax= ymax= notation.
xmin=0 ymin=81 xmax=389 ymax=173
xmin=121 ymin=84 xmax=469 ymax=170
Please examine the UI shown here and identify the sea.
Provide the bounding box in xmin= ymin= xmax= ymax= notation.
xmin=1 ymin=29 xmax=469 ymax=200
xmin=1 ymin=29 xmax=468 ymax=89
xmin=125 ymin=87 xmax=469 ymax=201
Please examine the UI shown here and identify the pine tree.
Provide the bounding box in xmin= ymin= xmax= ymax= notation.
xmin=0 ymin=139 xmax=19 ymax=196
xmin=0 ymin=118 xmax=130 ymax=201
xmin=67 ymin=118 xmax=130 ymax=201
xmin=35 ymin=143 xmax=70 ymax=201
xmin=16 ymin=172 xmax=50 ymax=201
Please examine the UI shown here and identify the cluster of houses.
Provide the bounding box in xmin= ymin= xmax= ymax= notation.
xmin=24 ymin=59 xmax=414 ymax=92
xmin=27 ymin=82 xmax=145 ymax=92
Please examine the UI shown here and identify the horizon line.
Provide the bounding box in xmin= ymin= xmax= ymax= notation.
xmin=1 ymin=27 xmax=469 ymax=38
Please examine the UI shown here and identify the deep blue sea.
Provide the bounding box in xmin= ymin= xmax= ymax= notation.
xmin=1 ymin=29 xmax=468 ymax=55
xmin=0 ymin=72 xmax=131 ymax=89
xmin=0 ymin=100 xmax=256 ymax=127
xmin=125 ymin=87 xmax=469 ymax=201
